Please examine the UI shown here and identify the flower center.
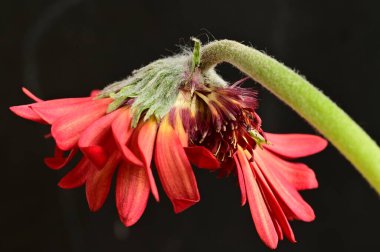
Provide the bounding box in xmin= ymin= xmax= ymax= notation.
xmin=169 ymin=70 xmax=265 ymax=163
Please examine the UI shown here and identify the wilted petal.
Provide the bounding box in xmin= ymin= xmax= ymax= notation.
xmin=112 ymin=109 xmax=143 ymax=167
xmin=251 ymin=161 xmax=296 ymax=243
xmin=184 ymin=146 xmax=220 ymax=169
xmin=264 ymin=133 xmax=327 ymax=159
xmin=258 ymin=148 xmax=317 ymax=190
xmin=237 ymin=147 xmax=278 ymax=249
xmin=273 ymin=219 xmax=283 ymax=241
xmin=78 ymin=109 xmax=122 ymax=168
xmin=86 ymin=152 xmax=120 ymax=211
xmin=155 ymin=117 xmax=200 ymax=213
xmin=58 ymin=158 xmax=91 ymax=189
xmin=133 ymin=118 xmax=157 ymax=171
xmin=44 ymin=147 xmax=78 ymax=170
xmin=81 ymin=146 xmax=108 ymax=169
xmin=131 ymin=118 xmax=159 ymax=202
xmin=31 ymin=98 xmax=93 ymax=124
xmin=9 ymin=104 xmax=45 ymax=123
xmin=116 ymin=162 xmax=150 ymax=227
xmin=51 ymin=98 xmax=111 ymax=150
xmin=233 ymin=154 xmax=247 ymax=206
xmin=255 ymin=148 xmax=315 ymax=222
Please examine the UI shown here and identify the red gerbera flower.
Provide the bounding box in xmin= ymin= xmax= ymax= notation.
xmin=10 ymin=49 xmax=327 ymax=249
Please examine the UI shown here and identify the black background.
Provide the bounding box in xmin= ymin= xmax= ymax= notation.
xmin=2 ymin=0 xmax=380 ymax=251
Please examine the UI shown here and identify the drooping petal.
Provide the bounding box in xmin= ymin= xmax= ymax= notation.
xmin=155 ymin=117 xmax=200 ymax=213
xmin=130 ymin=118 xmax=159 ymax=202
xmin=251 ymin=161 xmax=296 ymax=243
xmin=264 ymin=133 xmax=328 ymax=159
xmin=237 ymin=147 xmax=278 ymax=249
xmin=184 ymin=146 xmax=220 ymax=169
xmin=9 ymin=104 xmax=45 ymax=123
xmin=58 ymin=158 xmax=91 ymax=189
xmin=233 ymin=154 xmax=247 ymax=206
xmin=32 ymin=97 xmax=95 ymax=124
xmin=86 ymin=152 xmax=120 ymax=212
xmin=22 ymin=87 xmax=43 ymax=102
xmin=272 ymin=218 xmax=284 ymax=241
xmin=112 ymin=109 xmax=143 ymax=167
xmin=133 ymin=118 xmax=157 ymax=172
xmin=78 ymin=109 xmax=122 ymax=168
xmin=116 ymin=162 xmax=150 ymax=227
xmin=51 ymin=98 xmax=111 ymax=150
xmin=258 ymin=148 xmax=318 ymax=190
xmin=255 ymin=148 xmax=315 ymax=222
xmin=44 ymin=148 xmax=78 ymax=170
xmin=80 ymin=146 xmax=108 ymax=169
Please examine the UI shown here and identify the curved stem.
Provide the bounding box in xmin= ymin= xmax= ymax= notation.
xmin=200 ymin=39 xmax=380 ymax=194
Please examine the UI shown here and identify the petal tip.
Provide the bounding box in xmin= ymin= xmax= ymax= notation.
xmin=57 ymin=181 xmax=66 ymax=189
xmin=44 ymin=157 xmax=64 ymax=170
xmin=260 ymin=235 xmax=278 ymax=250
xmin=87 ymin=198 xmax=103 ymax=212
xmin=172 ymin=198 xmax=200 ymax=214
xmin=120 ymin=216 xmax=140 ymax=227
xmin=153 ymin=191 xmax=160 ymax=202
xmin=241 ymin=200 xmax=247 ymax=207
xmin=9 ymin=105 xmax=45 ymax=123
xmin=21 ymin=87 xmax=43 ymax=102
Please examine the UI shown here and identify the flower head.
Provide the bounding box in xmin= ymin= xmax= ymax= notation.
xmin=10 ymin=41 xmax=327 ymax=249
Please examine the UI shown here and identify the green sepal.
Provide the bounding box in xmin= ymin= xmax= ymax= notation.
xmin=99 ymin=53 xmax=191 ymax=126
xmin=107 ymin=96 xmax=126 ymax=113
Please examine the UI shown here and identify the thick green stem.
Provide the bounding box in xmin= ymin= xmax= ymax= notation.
xmin=200 ymin=39 xmax=380 ymax=194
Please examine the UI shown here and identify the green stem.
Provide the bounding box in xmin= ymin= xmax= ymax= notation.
xmin=200 ymin=39 xmax=380 ymax=194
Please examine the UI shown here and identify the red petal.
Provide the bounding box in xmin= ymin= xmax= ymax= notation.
xmin=51 ymin=98 xmax=111 ymax=150
xmin=81 ymin=146 xmax=108 ymax=169
xmin=233 ymin=154 xmax=247 ymax=206
xmin=155 ymin=117 xmax=200 ymax=213
xmin=22 ymin=87 xmax=43 ymax=102
xmin=259 ymin=149 xmax=317 ymax=190
xmin=251 ymin=162 xmax=296 ymax=243
xmin=112 ymin=109 xmax=143 ymax=167
xmin=255 ymin=148 xmax=315 ymax=222
xmin=135 ymin=118 xmax=157 ymax=168
xmin=58 ymin=158 xmax=91 ymax=189
xmin=237 ymin=147 xmax=278 ymax=249
xmin=78 ymin=109 xmax=122 ymax=168
xmin=116 ymin=162 xmax=149 ymax=227
xmin=86 ymin=152 xmax=120 ymax=211
xmin=44 ymin=148 xmax=78 ymax=170
xmin=32 ymin=97 xmax=94 ymax=124
xmin=264 ymin=133 xmax=328 ymax=159
xmin=171 ymin=198 xmax=199 ymax=213
xmin=273 ymin=218 xmax=283 ymax=241
xmin=131 ymin=119 xmax=159 ymax=202
xmin=184 ymin=146 xmax=220 ymax=169
xmin=9 ymin=104 xmax=45 ymax=123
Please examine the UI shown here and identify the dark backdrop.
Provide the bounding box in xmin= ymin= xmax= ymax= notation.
xmin=1 ymin=0 xmax=379 ymax=251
